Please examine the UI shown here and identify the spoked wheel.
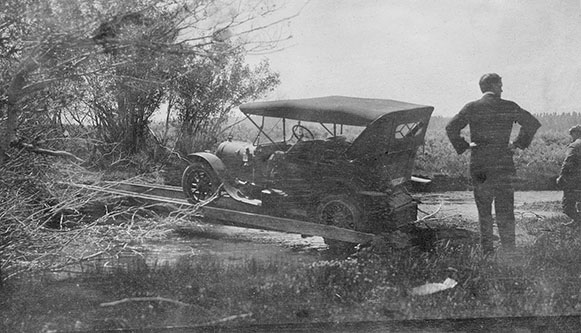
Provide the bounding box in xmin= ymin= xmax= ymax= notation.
xmin=316 ymin=194 xmax=365 ymax=252
xmin=182 ymin=162 xmax=221 ymax=203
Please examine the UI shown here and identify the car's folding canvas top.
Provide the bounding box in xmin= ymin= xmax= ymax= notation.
xmin=239 ymin=96 xmax=434 ymax=126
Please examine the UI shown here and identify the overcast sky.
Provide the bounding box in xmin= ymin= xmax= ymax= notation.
xmin=246 ymin=0 xmax=581 ymax=116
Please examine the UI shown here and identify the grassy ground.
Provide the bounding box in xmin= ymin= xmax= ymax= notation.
xmin=2 ymin=213 xmax=581 ymax=331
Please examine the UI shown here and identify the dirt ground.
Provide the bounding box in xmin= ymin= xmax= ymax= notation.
xmin=417 ymin=191 xmax=562 ymax=246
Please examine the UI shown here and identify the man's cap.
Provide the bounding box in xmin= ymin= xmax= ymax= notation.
xmin=569 ymin=125 xmax=581 ymax=135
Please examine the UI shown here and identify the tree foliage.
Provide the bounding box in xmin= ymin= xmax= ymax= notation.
xmin=0 ymin=0 xmax=291 ymax=165
xmin=170 ymin=44 xmax=280 ymax=153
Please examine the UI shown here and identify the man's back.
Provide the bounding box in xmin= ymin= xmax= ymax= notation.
xmin=446 ymin=94 xmax=540 ymax=157
xmin=461 ymin=94 xmax=521 ymax=147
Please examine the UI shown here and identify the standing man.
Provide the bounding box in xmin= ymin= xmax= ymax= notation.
xmin=556 ymin=125 xmax=581 ymax=227
xmin=446 ymin=73 xmax=541 ymax=254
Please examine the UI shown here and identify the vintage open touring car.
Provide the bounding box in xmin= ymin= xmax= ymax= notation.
xmin=182 ymin=96 xmax=433 ymax=249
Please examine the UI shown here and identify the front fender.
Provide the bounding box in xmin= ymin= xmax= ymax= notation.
xmin=187 ymin=152 xmax=262 ymax=206
xmin=186 ymin=152 xmax=231 ymax=182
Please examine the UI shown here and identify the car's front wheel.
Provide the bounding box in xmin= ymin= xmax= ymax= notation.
xmin=182 ymin=162 xmax=221 ymax=203
xmin=316 ymin=194 xmax=365 ymax=252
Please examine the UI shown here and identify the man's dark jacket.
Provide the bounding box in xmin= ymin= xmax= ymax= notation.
xmin=557 ymin=138 xmax=581 ymax=189
xmin=446 ymin=93 xmax=541 ymax=175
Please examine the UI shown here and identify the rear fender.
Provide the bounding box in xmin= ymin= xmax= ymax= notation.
xmin=319 ymin=178 xmax=364 ymax=199
xmin=320 ymin=178 xmax=398 ymax=203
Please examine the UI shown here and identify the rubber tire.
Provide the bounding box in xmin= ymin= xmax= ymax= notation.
xmin=316 ymin=194 xmax=365 ymax=252
xmin=182 ymin=162 xmax=221 ymax=203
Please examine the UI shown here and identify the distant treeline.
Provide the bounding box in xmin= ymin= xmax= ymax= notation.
xmin=414 ymin=112 xmax=580 ymax=191
xmin=427 ymin=112 xmax=581 ymax=134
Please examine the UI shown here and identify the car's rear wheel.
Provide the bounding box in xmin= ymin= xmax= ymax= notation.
xmin=182 ymin=162 xmax=221 ymax=203
xmin=316 ymin=194 xmax=365 ymax=252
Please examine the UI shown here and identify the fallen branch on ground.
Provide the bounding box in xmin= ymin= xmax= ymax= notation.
xmin=412 ymin=198 xmax=443 ymax=224
xmin=100 ymin=297 xmax=191 ymax=307
xmin=200 ymin=313 xmax=253 ymax=326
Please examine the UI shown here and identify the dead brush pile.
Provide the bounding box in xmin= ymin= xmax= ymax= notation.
xmin=1 ymin=150 xmax=56 ymax=279
xmin=0 ymin=149 xmax=183 ymax=283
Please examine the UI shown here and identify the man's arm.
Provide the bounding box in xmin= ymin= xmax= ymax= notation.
xmin=512 ymin=107 xmax=541 ymax=149
xmin=445 ymin=105 xmax=470 ymax=154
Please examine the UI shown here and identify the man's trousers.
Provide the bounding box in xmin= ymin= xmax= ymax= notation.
xmin=472 ymin=170 xmax=515 ymax=253
xmin=562 ymin=189 xmax=581 ymax=222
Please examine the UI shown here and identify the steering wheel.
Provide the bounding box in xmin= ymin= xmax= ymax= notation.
xmin=291 ymin=124 xmax=314 ymax=141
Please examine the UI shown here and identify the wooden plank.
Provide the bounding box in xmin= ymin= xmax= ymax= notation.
xmin=71 ymin=183 xmax=192 ymax=206
xmin=201 ymin=206 xmax=375 ymax=244
xmin=105 ymin=182 xmax=186 ymax=200
xmin=71 ymin=183 xmax=376 ymax=244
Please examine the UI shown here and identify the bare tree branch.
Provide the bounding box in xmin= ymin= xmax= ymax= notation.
xmin=13 ymin=142 xmax=85 ymax=163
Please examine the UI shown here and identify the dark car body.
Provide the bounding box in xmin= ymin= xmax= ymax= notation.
xmin=182 ymin=96 xmax=433 ymax=246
